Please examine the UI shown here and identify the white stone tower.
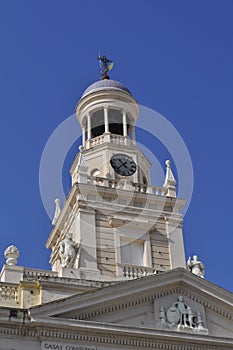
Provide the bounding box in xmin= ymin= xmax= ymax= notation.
xmin=46 ymin=77 xmax=186 ymax=282
xmin=1 ymin=63 xmax=233 ymax=349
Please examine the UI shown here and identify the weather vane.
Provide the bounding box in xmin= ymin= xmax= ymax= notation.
xmin=97 ymin=54 xmax=114 ymax=80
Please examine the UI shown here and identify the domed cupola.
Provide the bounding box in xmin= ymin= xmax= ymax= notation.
xmin=71 ymin=56 xmax=147 ymax=186
xmin=81 ymin=79 xmax=132 ymax=98
xmin=75 ymin=75 xmax=139 ymax=150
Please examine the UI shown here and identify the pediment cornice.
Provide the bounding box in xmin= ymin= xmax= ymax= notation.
xmin=31 ymin=269 xmax=233 ymax=321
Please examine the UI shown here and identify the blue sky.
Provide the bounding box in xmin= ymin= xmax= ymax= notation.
xmin=0 ymin=1 xmax=232 ymax=292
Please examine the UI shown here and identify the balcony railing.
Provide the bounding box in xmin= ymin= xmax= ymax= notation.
xmin=23 ymin=268 xmax=58 ymax=279
xmin=89 ymin=134 xmax=105 ymax=147
xmin=87 ymin=133 xmax=135 ymax=149
xmin=117 ymin=263 xmax=154 ymax=279
xmin=86 ymin=176 xmax=167 ymax=196
xmin=132 ymin=183 xmax=167 ymax=195
xmin=110 ymin=134 xmax=135 ymax=146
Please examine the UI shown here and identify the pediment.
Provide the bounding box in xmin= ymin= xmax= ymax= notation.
xmin=31 ymin=268 xmax=233 ymax=339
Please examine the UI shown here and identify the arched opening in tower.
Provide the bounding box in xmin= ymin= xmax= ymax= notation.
xmin=91 ymin=110 xmax=105 ymax=138
xmin=108 ymin=109 xmax=123 ymax=135
xmin=90 ymin=109 xmax=131 ymax=138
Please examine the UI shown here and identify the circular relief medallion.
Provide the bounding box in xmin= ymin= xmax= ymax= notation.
xmin=166 ymin=306 xmax=180 ymax=325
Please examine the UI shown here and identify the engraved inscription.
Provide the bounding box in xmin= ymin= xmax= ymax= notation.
xmin=41 ymin=342 xmax=100 ymax=350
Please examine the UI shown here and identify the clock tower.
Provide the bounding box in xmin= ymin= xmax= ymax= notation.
xmin=46 ymin=75 xmax=186 ymax=282
xmin=2 ymin=62 xmax=232 ymax=350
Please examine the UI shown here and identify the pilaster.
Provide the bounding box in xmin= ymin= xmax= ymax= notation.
xmin=74 ymin=207 xmax=100 ymax=274
xmin=166 ymin=217 xmax=186 ymax=269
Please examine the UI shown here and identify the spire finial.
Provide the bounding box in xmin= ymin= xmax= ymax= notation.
xmin=77 ymin=146 xmax=87 ymax=167
xmin=97 ymin=54 xmax=114 ymax=80
xmin=163 ymin=159 xmax=177 ymax=198
xmin=72 ymin=146 xmax=88 ymax=185
xmin=52 ymin=198 xmax=61 ymax=225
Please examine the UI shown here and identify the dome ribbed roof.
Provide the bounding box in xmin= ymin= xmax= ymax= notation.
xmin=81 ymin=79 xmax=132 ymax=98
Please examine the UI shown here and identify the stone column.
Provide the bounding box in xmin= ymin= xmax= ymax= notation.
xmin=82 ymin=126 xmax=86 ymax=147
xmin=132 ymin=125 xmax=136 ymax=142
xmin=104 ymin=107 xmax=109 ymax=133
xmin=122 ymin=111 xmax=128 ymax=137
xmin=87 ymin=113 xmax=91 ymax=140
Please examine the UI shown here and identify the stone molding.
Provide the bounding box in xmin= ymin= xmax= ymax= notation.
xmin=77 ymin=287 xmax=233 ymax=322
xmin=0 ymin=322 xmax=232 ymax=350
xmin=30 ymin=269 xmax=233 ymax=324
xmin=47 ymin=181 xmax=185 ymax=250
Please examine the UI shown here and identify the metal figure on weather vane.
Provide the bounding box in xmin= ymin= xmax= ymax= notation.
xmin=97 ymin=54 xmax=114 ymax=79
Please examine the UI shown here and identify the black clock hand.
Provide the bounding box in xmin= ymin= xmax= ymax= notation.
xmin=118 ymin=159 xmax=128 ymax=169
xmin=118 ymin=164 xmax=126 ymax=170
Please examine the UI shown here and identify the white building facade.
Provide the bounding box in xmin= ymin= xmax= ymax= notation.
xmin=0 ymin=76 xmax=232 ymax=349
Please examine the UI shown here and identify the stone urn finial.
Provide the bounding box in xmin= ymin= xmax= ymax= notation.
xmin=4 ymin=245 xmax=19 ymax=266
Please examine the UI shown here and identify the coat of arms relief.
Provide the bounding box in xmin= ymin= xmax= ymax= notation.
xmin=157 ymin=295 xmax=208 ymax=334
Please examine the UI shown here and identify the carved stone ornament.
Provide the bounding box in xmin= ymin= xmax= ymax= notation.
xmin=59 ymin=233 xmax=81 ymax=268
xmin=52 ymin=198 xmax=61 ymax=225
xmin=166 ymin=306 xmax=180 ymax=325
xmin=4 ymin=245 xmax=19 ymax=266
xmin=187 ymin=255 xmax=205 ymax=278
xmin=159 ymin=296 xmax=208 ymax=334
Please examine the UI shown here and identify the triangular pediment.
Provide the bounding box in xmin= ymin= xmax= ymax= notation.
xmin=31 ymin=268 xmax=233 ymax=339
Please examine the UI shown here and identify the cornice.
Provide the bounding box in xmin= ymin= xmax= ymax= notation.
xmin=46 ymin=182 xmax=185 ymax=248
xmin=76 ymin=90 xmax=139 ymax=118
xmin=38 ymin=277 xmax=113 ymax=291
xmin=30 ymin=269 xmax=233 ymax=321
xmin=46 ymin=185 xmax=77 ymax=248
xmin=0 ymin=319 xmax=232 ymax=349
xmin=76 ymin=185 xmax=185 ymax=217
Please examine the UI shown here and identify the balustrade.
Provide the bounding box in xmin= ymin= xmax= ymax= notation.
xmin=23 ymin=268 xmax=58 ymax=279
xmin=86 ymin=176 xmax=167 ymax=197
xmin=117 ymin=263 xmax=154 ymax=279
xmin=88 ymin=133 xmax=135 ymax=148
xmin=90 ymin=134 xmax=105 ymax=147
xmin=0 ymin=283 xmax=18 ymax=306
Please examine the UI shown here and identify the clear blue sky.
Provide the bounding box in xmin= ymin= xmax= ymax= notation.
xmin=0 ymin=1 xmax=232 ymax=292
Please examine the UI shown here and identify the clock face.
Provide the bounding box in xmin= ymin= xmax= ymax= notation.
xmin=110 ymin=154 xmax=137 ymax=176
